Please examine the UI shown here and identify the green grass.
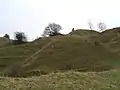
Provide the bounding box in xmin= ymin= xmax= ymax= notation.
xmin=0 ymin=28 xmax=120 ymax=77
xmin=69 ymin=29 xmax=100 ymax=37
xmin=0 ymin=28 xmax=120 ymax=89
xmin=0 ymin=37 xmax=51 ymax=73
xmin=0 ymin=70 xmax=120 ymax=90
xmin=0 ymin=37 xmax=10 ymax=48
xmin=94 ymin=27 xmax=120 ymax=56
xmin=3 ymin=35 xmax=120 ymax=77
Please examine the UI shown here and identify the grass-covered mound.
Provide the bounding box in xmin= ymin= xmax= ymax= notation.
xmin=0 ymin=28 xmax=120 ymax=77
xmin=3 ymin=35 xmax=120 ymax=77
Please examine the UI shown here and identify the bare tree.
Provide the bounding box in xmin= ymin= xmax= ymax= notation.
xmin=43 ymin=23 xmax=62 ymax=36
xmin=88 ymin=21 xmax=94 ymax=30
xmin=98 ymin=22 xmax=106 ymax=32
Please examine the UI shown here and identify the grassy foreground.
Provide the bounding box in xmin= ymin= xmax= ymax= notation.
xmin=0 ymin=70 xmax=120 ymax=90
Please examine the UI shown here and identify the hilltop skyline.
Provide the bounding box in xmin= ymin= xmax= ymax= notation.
xmin=0 ymin=0 xmax=120 ymax=40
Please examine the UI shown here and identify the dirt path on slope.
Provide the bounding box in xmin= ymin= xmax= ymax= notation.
xmin=22 ymin=39 xmax=54 ymax=67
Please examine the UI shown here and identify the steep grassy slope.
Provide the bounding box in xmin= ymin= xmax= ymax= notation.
xmin=96 ymin=27 xmax=120 ymax=43
xmin=73 ymin=28 xmax=120 ymax=56
xmin=0 ymin=29 xmax=120 ymax=77
xmin=0 ymin=70 xmax=120 ymax=90
xmin=0 ymin=37 xmax=10 ymax=48
xmin=93 ymin=27 xmax=120 ymax=55
xmin=4 ymin=35 xmax=120 ymax=77
xmin=0 ymin=37 xmax=51 ymax=71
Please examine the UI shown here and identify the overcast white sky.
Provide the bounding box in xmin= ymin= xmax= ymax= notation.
xmin=0 ymin=0 xmax=120 ymax=40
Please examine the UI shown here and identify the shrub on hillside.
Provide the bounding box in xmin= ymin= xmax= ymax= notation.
xmin=13 ymin=32 xmax=27 ymax=45
xmin=4 ymin=34 xmax=10 ymax=39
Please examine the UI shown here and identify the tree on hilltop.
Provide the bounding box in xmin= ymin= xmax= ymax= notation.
xmin=43 ymin=23 xmax=63 ymax=36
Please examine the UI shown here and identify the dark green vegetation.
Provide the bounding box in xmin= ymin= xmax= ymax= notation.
xmin=0 ymin=28 xmax=120 ymax=77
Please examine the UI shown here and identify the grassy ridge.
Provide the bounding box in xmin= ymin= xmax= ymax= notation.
xmin=69 ymin=29 xmax=100 ymax=37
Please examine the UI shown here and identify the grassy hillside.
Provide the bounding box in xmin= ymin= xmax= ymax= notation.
xmin=0 ymin=37 xmax=10 ymax=48
xmin=0 ymin=70 xmax=120 ymax=90
xmin=2 ymin=35 xmax=120 ymax=77
xmin=73 ymin=28 xmax=120 ymax=55
xmin=95 ymin=27 xmax=120 ymax=43
xmin=0 ymin=28 xmax=120 ymax=77
xmin=0 ymin=37 xmax=51 ymax=72
xmin=93 ymin=27 xmax=120 ymax=56
xmin=0 ymin=28 xmax=120 ymax=89
xmin=69 ymin=29 xmax=100 ymax=36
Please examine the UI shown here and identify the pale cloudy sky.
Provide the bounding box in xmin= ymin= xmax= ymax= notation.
xmin=0 ymin=0 xmax=120 ymax=40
